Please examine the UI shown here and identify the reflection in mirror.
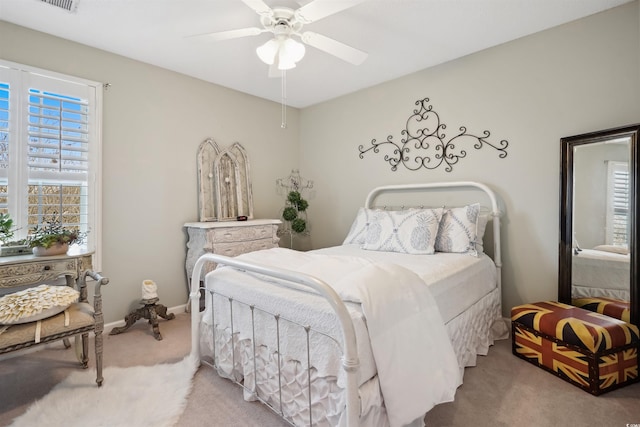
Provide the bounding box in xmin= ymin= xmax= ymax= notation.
xmin=559 ymin=124 xmax=639 ymax=326
xmin=572 ymin=139 xmax=630 ymax=299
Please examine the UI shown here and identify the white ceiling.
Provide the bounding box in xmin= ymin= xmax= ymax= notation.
xmin=0 ymin=0 xmax=632 ymax=108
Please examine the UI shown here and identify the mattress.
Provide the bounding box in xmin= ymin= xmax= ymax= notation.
xmin=312 ymin=244 xmax=498 ymax=324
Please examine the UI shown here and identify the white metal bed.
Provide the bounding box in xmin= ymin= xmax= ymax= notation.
xmin=189 ymin=181 xmax=504 ymax=427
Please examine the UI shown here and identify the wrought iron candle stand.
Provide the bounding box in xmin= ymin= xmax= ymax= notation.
xmin=110 ymin=281 xmax=175 ymax=341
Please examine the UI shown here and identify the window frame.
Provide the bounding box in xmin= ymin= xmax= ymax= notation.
xmin=0 ymin=59 xmax=102 ymax=271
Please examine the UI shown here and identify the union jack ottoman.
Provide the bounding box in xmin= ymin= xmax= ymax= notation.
xmin=511 ymin=301 xmax=639 ymax=395
xmin=572 ymin=297 xmax=630 ymax=323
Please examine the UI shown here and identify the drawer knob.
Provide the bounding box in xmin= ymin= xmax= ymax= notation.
xmin=43 ymin=265 xmax=51 ymax=271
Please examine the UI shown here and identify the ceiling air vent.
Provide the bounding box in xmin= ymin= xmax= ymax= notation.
xmin=39 ymin=0 xmax=79 ymax=13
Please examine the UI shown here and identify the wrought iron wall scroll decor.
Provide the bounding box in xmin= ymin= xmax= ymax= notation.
xmin=358 ymin=97 xmax=509 ymax=172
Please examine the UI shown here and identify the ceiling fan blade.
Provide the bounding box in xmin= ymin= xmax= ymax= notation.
xmin=301 ymin=31 xmax=367 ymax=65
xmin=295 ymin=0 xmax=366 ymax=24
xmin=240 ymin=0 xmax=273 ymax=17
xmin=189 ymin=27 xmax=264 ymax=41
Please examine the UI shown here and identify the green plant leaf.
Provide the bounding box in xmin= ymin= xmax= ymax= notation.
xmin=287 ymin=191 xmax=302 ymax=204
xmin=27 ymin=216 xmax=87 ymax=249
xmin=282 ymin=207 xmax=298 ymax=221
xmin=291 ymin=218 xmax=306 ymax=233
xmin=296 ymin=199 xmax=309 ymax=212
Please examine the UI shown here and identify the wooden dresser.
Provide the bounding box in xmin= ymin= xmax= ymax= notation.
xmin=184 ymin=219 xmax=281 ymax=285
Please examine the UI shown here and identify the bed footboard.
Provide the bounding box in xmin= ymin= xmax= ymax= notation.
xmin=190 ymin=253 xmax=361 ymax=427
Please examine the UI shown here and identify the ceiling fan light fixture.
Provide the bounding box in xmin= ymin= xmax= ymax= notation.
xmin=257 ymin=36 xmax=305 ymax=70
xmin=256 ymin=39 xmax=279 ymax=65
xmin=281 ymin=38 xmax=305 ymax=63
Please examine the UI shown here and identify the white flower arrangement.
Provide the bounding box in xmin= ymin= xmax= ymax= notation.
xmin=0 ymin=284 xmax=79 ymax=325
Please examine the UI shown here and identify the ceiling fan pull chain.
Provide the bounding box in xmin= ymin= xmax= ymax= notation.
xmin=281 ymin=70 xmax=287 ymax=129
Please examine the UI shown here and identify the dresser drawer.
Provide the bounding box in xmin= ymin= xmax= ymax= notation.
xmin=209 ymin=225 xmax=275 ymax=243
xmin=212 ymin=238 xmax=277 ymax=257
xmin=0 ymin=258 xmax=80 ymax=289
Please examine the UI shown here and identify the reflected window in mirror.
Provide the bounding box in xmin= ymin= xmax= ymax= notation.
xmin=559 ymin=124 xmax=639 ymax=326
xmin=605 ymin=161 xmax=629 ymax=247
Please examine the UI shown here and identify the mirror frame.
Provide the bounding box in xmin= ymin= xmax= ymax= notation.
xmin=559 ymin=124 xmax=640 ymax=326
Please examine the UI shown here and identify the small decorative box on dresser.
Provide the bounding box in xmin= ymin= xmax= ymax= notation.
xmin=511 ymin=301 xmax=639 ymax=395
xmin=184 ymin=219 xmax=281 ymax=285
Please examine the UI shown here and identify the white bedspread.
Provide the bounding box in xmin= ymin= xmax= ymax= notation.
xmin=205 ymin=248 xmax=461 ymax=427
xmin=313 ymin=244 xmax=497 ymax=324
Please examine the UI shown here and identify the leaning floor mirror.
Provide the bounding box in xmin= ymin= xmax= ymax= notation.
xmin=559 ymin=124 xmax=640 ymax=326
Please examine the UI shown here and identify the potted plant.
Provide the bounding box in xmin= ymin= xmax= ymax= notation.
xmin=276 ymin=170 xmax=313 ymax=249
xmin=27 ymin=217 xmax=86 ymax=257
xmin=280 ymin=189 xmax=310 ymax=249
xmin=282 ymin=190 xmax=309 ymax=234
xmin=0 ymin=213 xmax=15 ymax=245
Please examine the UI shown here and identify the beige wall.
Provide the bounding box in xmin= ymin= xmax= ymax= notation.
xmin=0 ymin=21 xmax=300 ymax=323
xmin=299 ymin=1 xmax=640 ymax=316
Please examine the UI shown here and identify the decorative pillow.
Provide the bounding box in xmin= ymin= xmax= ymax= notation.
xmin=435 ymin=203 xmax=481 ymax=255
xmin=343 ymin=207 xmax=378 ymax=245
xmin=0 ymin=284 xmax=79 ymax=325
xmin=362 ymin=208 xmax=443 ymax=254
xmin=475 ymin=213 xmax=490 ymax=254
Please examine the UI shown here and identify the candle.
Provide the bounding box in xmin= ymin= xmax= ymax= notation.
xmin=142 ymin=279 xmax=158 ymax=300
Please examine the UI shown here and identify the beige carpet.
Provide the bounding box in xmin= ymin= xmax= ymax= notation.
xmin=1 ymin=312 xmax=639 ymax=427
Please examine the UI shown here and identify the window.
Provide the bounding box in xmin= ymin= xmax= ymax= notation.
xmin=0 ymin=60 xmax=102 ymax=268
xmin=605 ymin=160 xmax=629 ymax=246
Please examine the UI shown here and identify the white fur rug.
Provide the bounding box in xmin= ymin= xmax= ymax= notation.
xmin=10 ymin=355 xmax=199 ymax=427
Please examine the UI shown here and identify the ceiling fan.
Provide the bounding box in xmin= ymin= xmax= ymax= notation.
xmin=194 ymin=0 xmax=368 ymax=72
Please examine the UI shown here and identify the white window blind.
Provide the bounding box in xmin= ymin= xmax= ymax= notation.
xmin=605 ymin=160 xmax=629 ymax=246
xmin=27 ymin=88 xmax=89 ymax=229
xmin=0 ymin=60 xmax=102 ymax=268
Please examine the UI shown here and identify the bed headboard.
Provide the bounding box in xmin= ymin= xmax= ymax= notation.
xmin=363 ymin=181 xmax=502 ymax=288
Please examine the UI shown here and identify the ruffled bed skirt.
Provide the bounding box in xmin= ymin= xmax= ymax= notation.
xmin=199 ymin=286 xmax=503 ymax=426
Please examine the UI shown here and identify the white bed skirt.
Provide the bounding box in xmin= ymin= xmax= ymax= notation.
xmin=198 ymin=285 xmax=503 ymax=426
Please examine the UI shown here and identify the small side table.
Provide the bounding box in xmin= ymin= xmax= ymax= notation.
xmin=109 ymin=297 xmax=175 ymax=340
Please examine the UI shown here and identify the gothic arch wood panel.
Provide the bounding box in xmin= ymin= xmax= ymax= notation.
xmin=197 ymin=138 xmax=253 ymax=221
